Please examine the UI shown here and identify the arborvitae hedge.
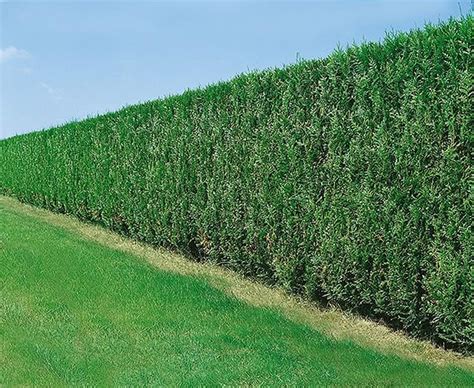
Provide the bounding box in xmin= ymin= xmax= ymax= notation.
xmin=1 ymin=17 xmax=472 ymax=351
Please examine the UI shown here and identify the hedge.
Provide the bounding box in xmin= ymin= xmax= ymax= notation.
xmin=1 ymin=17 xmax=472 ymax=352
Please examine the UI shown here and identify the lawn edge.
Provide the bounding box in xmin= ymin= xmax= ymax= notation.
xmin=1 ymin=195 xmax=472 ymax=372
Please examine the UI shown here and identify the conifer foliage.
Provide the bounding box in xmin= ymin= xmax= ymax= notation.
xmin=1 ymin=17 xmax=472 ymax=351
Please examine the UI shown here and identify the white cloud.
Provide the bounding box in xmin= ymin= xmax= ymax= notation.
xmin=40 ymin=81 xmax=62 ymax=101
xmin=0 ymin=46 xmax=30 ymax=63
xmin=20 ymin=66 xmax=33 ymax=75
xmin=40 ymin=82 xmax=54 ymax=94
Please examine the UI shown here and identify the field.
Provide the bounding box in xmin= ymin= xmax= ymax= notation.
xmin=1 ymin=196 xmax=473 ymax=385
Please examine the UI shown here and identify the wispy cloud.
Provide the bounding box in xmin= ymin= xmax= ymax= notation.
xmin=0 ymin=46 xmax=30 ymax=63
xmin=40 ymin=81 xmax=63 ymax=101
xmin=20 ymin=66 xmax=33 ymax=75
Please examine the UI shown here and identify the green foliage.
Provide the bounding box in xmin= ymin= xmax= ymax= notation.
xmin=3 ymin=199 xmax=473 ymax=385
xmin=1 ymin=17 xmax=472 ymax=351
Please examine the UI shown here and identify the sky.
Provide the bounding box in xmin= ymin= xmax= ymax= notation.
xmin=0 ymin=0 xmax=471 ymax=139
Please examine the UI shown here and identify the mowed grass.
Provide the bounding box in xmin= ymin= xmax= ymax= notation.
xmin=1 ymin=200 xmax=473 ymax=386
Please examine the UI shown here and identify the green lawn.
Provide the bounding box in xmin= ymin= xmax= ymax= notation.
xmin=1 ymin=199 xmax=473 ymax=385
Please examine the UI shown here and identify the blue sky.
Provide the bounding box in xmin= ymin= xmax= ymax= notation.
xmin=0 ymin=0 xmax=470 ymax=139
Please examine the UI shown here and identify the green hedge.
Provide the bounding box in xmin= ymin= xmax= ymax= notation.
xmin=1 ymin=17 xmax=472 ymax=351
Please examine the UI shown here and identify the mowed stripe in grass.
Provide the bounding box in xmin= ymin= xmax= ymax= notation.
xmin=1 ymin=200 xmax=473 ymax=385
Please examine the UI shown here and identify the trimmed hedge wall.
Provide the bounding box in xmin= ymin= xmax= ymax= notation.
xmin=1 ymin=17 xmax=472 ymax=351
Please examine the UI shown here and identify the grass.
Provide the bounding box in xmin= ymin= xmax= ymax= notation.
xmin=1 ymin=197 xmax=473 ymax=385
